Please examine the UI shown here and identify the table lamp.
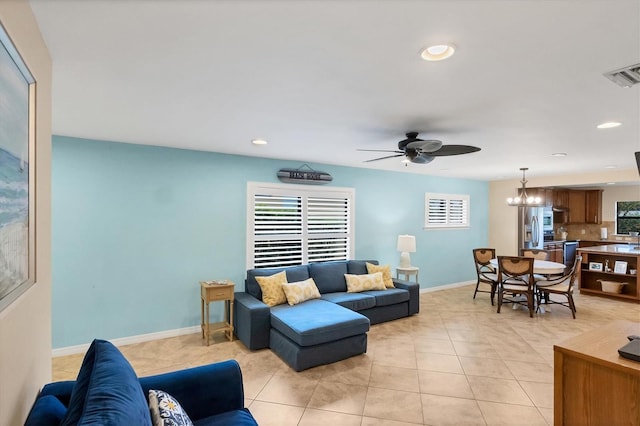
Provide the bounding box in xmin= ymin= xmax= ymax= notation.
xmin=397 ymin=235 xmax=416 ymax=268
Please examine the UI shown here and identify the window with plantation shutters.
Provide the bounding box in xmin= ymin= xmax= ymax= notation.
xmin=248 ymin=182 xmax=354 ymax=269
xmin=425 ymin=193 xmax=470 ymax=229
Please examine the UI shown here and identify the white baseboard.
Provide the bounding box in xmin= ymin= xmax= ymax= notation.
xmin=52 ymin=282 xmax=474 ymax=357
xmin=52 ymin=325 xmax=201 ymax=357
xmin=420 ymin=280 xmax=475 ymax=293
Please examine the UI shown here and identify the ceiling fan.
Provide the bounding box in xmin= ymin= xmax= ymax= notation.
xmin=358 ymin=131 xmax=481 ymax=164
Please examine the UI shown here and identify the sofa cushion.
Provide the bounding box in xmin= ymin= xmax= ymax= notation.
xmin=255 ymin=271 xmax=288 ymax=307
xmin=366 ymin=263 xmax=395 ymax=288
xmin=149 ymin=389 xmax=193 ymax=426
xmin=24 ymin=395 xmax=67 ymax=426
xmin=347 ymin=260 xmax=378 ymax=274
xmin=61 ymin=339 xmax=151 ymax=426
xmin=320 ymin=291 xmax=376 ymax=311
xmin=193 ymin=408 xmax=258 ymax=426
xmin=270 ymin=299 xmax=369 ymax=346
xmin=281 ymin=278 xmax=321 ymax=306
xmin=246 ymin=265 xmax=309 ymax=300
xmin=345 ymin=272 xmax=386 ymax=293
xmin=309 ymin=261 xmax=348 ymax=293
xmin=362 ymin=288 xmax=410 ymax=306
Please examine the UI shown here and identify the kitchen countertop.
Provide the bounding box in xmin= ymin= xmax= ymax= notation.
xmin=577 ymin=244 xmax=640 ymax=255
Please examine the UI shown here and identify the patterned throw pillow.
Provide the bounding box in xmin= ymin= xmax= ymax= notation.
xmin=281 ymin=278 xmax=322 ymax=305
xmin=345 ymin=272 xmax=386 ymax=293
xmin=255 ymin=270 xmax=288 ymax=307
xmin=148 ymin=389 xmax=193 ymax=426
xmin=366 ymin=263 xmax=395 ymax=288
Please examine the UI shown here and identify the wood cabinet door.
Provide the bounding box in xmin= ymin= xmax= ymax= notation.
xmin=568 ymin=190 xmax=586 ymax=223
xmin=553 ymin=190 xmax=569 ymax=209
xmin=585 ymin=190 xmax=602 ymax=224
xmin=544 ymin=189 xmax=554 ymax=208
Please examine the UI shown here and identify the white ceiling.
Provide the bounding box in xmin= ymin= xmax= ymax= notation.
xmin=29 ymin=0 xmax=640 ymax=181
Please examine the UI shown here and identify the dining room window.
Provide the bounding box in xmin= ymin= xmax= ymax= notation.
xmin=247 ymin=182 xmax=354 ymax=269
xmin=615 ymin=201 xmax=640 ymax=234
xmin=425 ymin=192 xmax=470 ymax=229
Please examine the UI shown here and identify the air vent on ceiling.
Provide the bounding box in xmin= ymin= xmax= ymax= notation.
xmin=604 ymin=63 xmax=640 ymax=88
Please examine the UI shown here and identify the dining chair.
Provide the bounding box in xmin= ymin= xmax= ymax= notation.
xmin=519 ymin=248 xmax=550 ymax=260
xmin=472 ymin=248 xmax=499 ymax=305
xmin=534 ymin=255 xmax=581 ymax=318
xmin=496 ymin=256 xmax=536 ymax=317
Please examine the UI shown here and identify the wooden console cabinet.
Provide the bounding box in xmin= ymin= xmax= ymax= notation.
xmin=554 ymin=320 xmax=640 ymax=425
xmin=577 ymin=245 xmax=639 ymax=302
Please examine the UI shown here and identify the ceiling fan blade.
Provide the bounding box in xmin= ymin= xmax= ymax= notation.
xmin=357 ymin=149 xmax=404 ymax=153
xmin=412 ymin=154 xmax=435 ymax=164
xmin=429 ymin=145 xmax=481 ymax=156
xmin=406 ymin=140 xmax=443 ymax=152
xmin=364 ymin=154 xmax=405 ymax=163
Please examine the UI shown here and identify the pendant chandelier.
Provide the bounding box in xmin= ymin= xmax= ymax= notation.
xmin=507 ymin=167 xmax=543 ymax=207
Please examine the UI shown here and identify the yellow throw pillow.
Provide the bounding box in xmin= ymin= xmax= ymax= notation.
xmin=281 ymin=278 xmax=321 ymax=306
xmin=366 ymin=263 xmax=395 ymax=288
xmin=345 ymin=272 xmax=386 ymax=293
xmin=255 ymin=271 xmax=288 ymax=307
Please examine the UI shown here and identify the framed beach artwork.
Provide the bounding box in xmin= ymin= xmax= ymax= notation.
xmin=0 ymin=22 xmax=36 ymax=313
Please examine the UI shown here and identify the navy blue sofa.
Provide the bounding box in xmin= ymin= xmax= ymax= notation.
xmin=25 ymin=339 xmax=257 ymax=426
xmin=234 ymin=260 xmax=420 ymax=371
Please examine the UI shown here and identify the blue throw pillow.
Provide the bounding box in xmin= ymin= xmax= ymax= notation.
xmin=61 ymin=339 xmax=151 ymax=426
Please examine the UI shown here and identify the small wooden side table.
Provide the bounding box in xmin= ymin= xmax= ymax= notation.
xmin=200 ymin=281 xmax=235 ymax=345
xmin=396 ymin=266 xmax=419 ymax=283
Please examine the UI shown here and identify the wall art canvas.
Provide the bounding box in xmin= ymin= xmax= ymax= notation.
xmin=0 ymin=23 xmax=35 ymax=312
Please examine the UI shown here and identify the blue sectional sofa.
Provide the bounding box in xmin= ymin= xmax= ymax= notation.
xmin=25 ymin=339 xmax=257 ymax=426
xmin=234 ymin=260 xmax=420 ymax=371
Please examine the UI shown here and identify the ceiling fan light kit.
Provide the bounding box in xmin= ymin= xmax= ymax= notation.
xmin=358 ymin=131 xmax=480 ymax=165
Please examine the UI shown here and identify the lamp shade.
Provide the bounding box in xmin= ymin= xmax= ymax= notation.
xmin=397 ymin=235 xmax=416 ymax=253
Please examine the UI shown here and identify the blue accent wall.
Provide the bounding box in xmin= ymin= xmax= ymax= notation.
xmin=52 ymin=136 xmax=488 ymax=348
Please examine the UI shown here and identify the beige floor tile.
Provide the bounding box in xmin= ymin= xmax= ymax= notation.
xmin=413 ymin=337 xmax=456 ymax=355
xmin=537 ymin=407 xmax=553 ymax=425
xmin=298 ymin=408 xmax=362 ymax=426
xmin=477 ymin=401 xmax=548 ymax=425
xmin=416 ymin=352 xmax=464 ymax=374
xmin=255 ymin=374 xmax=318 ymax=406
xmin=371 ymin=345 xmax=417 ymax=369
xmin=417 ymin=370 xmax=474 ymax=399
xmin=248 ymin=401 xmax=304 ymax=426
xmin=504 ymin=360 xmax=553 ymax=383
xmin=518 ymin=381 xmax=553 ymax=408
xmin=361 ymin=417 xmax=422 ymax=426
xmin=241 ymin=366 xmax=274 ymax=399
xmin=421 ymin=393 xmax=486 ymax=425
xmin=363 ymin=387 xmax=424 ymax=424
xmin=307 ymin=381 xmax=367 ymax=415
xmin=369 ymin=364 xmax=420 ymax=392
xmin=467 ymin=376 xmax=533 ymax=406
xmin=452 ymin=341 xmax=500 ymax=359
xmin=320 ymin=354 xmax=372 ymax=386
xmin=458 ymin=356 xmax=515 ymax=380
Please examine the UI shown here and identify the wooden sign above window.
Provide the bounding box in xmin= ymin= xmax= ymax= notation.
xmin=277 ymin=164 xmax=332 ymax=185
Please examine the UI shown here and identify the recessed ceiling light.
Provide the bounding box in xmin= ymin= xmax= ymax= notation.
xmin=597 ymin=122 xmax=622 ymax=129
xmin=604 ymin=165 xmax=618 ymax=169
xmin=420 ymin=44 xmax=456 ymax=61
xmin=251 ymin=139 xmax=267 ymax=145
xmin=439 ymin=168 xmax=450 ymax=172
xmin=551 ymin=152 xmax=567 ymax=157
xmin=607 ymin=182 xmax=616 ymax=185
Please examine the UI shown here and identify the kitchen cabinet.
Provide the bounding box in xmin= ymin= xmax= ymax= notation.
xmin=544 ymin=188 xmax=553 ymax=208
xmin=544 ymin=242 xmax=564 ymax=264
xmin=568 ymin=190 xmax=586 ymax=223
xmin=553 ymin=189 xmax=569 ymax=210
xmin=585 ymin=189 xmax=603 ymax=224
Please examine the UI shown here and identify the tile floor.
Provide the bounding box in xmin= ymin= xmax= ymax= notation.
xmin=52 ymin=285 xmax=640 ymax=425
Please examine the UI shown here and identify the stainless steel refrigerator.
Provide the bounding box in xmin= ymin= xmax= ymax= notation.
xmin=518 ymin=206 xmax=544 ymax=249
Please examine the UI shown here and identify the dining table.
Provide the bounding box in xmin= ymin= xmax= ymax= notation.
xmin=489 ymin=258 xmax=566 ymax=312
xmin=489 ymin=258 xmax=566 ymax=275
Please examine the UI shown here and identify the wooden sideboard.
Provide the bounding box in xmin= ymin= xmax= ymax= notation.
xmin=577 ymin=244 xmax=639 ymax=302
xmin=554 ymin=320 xmax=640 ymax=425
